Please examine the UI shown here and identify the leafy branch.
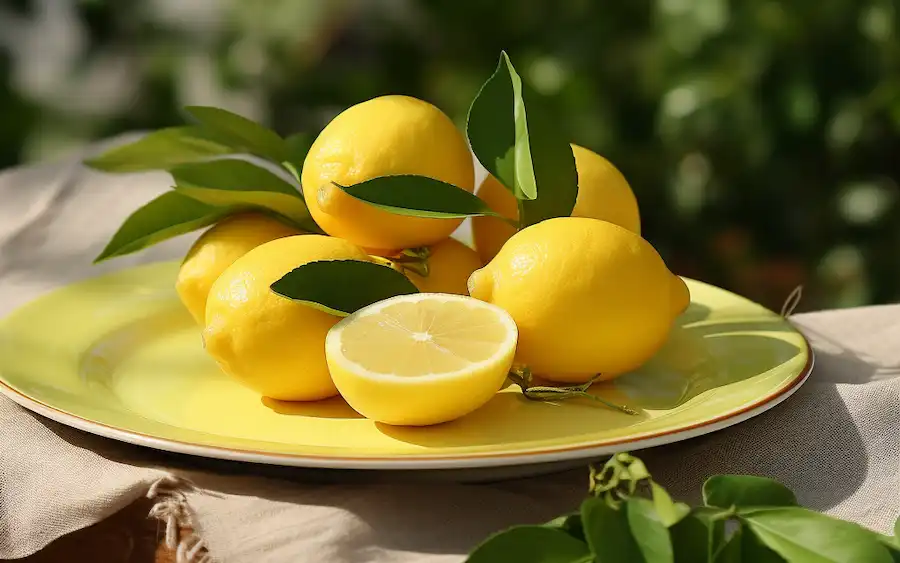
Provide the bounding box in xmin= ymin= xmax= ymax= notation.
xmin=467 ymin=453 xmax=900 ymax=563
xmin=507 ymin=366 xmax=637 ymax=415
xmin=85 ymin=106 xmax=319 ymax=262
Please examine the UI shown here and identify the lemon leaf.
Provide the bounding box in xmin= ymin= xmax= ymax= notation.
xmin=94 ymin=191 xmax=235 ymax=262
xmin=739 ymin=507 xmax=894 ymax=563
xmin=466 ymin=51 xmax=577 ymax=227
xmin=185 ymin=106 xmax=289 ymax=163
xmin=466 ymin=526 xmax=592 ymax=563
xmin=626 ymin=498 xmax=674 ymax=563
xmin=703 ymin=475 xmax=798 ymax=509
xmin=170 ymin=159 xmax=318 ymax=231
xmin=84 ymin=127 xmax=230 ymax=172
xmin=271 ymin=260 xmax=419 ymax=317
xmin=334 ymin=175 xmax=508 ymax=220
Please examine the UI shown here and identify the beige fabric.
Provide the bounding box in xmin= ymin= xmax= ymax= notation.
xmin=0 ymin=147 xmax=898 ymax=562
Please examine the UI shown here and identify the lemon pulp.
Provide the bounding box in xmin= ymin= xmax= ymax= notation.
xmin=325 ymin=294 xmax=518 ymax=426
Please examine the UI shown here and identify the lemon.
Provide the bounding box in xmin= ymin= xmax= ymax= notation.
xmin=468 ymin=217 xmax=687 ymax=383
xmin=471 ymin=144 xmax=641 ymax=263
xmin=301 ymin=95 xmax=475 ymax=253
xmin=404 ymin=238 xmax=483 ymax=295
xmin=204 ymin=234 xmax=370 ymax=401
xmin=325 ymin=293 xmax=518 ymax=426
xmin=175 ymin=213 xmax=302 ymax=324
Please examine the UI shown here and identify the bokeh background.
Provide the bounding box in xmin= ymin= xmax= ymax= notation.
xmin=1 ymin=0 xmax=898 ymax=311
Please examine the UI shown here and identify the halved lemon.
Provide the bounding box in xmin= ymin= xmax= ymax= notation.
xmin=325 ymin=293 xmax=518 ymax=426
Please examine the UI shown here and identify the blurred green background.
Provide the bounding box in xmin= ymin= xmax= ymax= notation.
xmin=1 ymin=0 xmax=898 ymax=311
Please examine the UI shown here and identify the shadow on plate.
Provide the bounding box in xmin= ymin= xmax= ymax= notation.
xmin=376 ymin=386 xmax=650 ymax=449
xmin=261 ymin=396 xmax=363 ymax=419
xmin=612 ymin=313 xmax=804 ymax=411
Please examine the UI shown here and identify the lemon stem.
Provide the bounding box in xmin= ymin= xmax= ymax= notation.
xmin=374 ymin=247 xmax=431 ymax=277
xmin=508 ymin=367 xmax=637 ymax=415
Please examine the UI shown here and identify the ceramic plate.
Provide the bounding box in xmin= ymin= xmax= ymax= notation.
xmin=0 ymin=262 xmax=812 ymax=470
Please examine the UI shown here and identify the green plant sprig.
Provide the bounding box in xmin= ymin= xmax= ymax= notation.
xmin=507 ymin=366 xmax=637 ymax=415
xmin=467 ymin=452 xmax=900 ymax=563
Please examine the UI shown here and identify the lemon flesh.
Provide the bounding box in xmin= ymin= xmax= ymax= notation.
xmin=325 ymin=294 xmax=517 ymax=426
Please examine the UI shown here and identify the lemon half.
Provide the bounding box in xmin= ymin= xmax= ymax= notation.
xmin=325 ymin=293 xmax=518 ymax=426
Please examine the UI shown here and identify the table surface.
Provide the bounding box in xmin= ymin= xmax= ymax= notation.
xmin=14 ymin=500 xmax=178 ymax=563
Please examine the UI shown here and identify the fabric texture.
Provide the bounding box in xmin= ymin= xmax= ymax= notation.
xmin=0 ymin=146 xmax=898 ymax=562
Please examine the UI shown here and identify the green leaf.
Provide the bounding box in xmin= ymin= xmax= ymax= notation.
xmin=895 ymin=516 xmax=900 ymax=541
xmin=627 ymin=498 xmax=674 ymax=563
xmin=671 ymin=510 xmax=727 ymax=563
xmin=580 ymin=497 xmax=643 ymax=563
xmin=466 ymin=51 xmax=577 ymax=227
xmin=715 ymin=529 xmax=743 ymax=562
xmin=170 ymin=159 xmax=315 ymax=230
xmin=546 ymin=512 xmax=585 ymax=542
xmin=270 ymin=260 xmax=419 ymax=316
xmin=741 ymin=526 xmax=787 ymax=563
xmin=869 ymin=531 xmax=900 ymax=562
xmin=185 ymin=106 xmax=289 ymax=163
xmin=739 ymin=507 xmax=894 ymax=563
xmin=704 ymin=476 xmax=798 ymax=509
xmin=651 ymin=481 xmax=691 ymax=527
xmin=334 ymin=175 xmax=505 ymax=220
xmin=94 ymin=191 xmax=233 ymax=262
xmin=466 ymin=53 xmax=523 ymax=198
xmin=466 ymin=525 xmax=592 ymax=563
xmin=84 ymin=127 xmax=230 ymax=172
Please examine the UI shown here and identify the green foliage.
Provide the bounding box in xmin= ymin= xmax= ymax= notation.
xmin=334 ymin=176 xmax=505 ymax=220
xmin=94 ymin=192 xmax=235 ymax=262
xmin=467 ymin=52 xmax=578 ymax=227
xmin=84 ymin=127 xmax=230 ymax=172
xmin=466 ymin=452 xmax=900 ymax=563
xmin=270 ymin=260 xmax=419 ymax=316
xmin=170 ymin=159 xmax=315 ymax=230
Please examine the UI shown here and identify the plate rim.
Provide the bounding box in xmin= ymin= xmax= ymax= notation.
xmin=0 ymin=341 xmax=814 ymax=470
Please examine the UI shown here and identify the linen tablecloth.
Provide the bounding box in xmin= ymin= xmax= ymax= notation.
xmin=1 ymin=145 xmax=898 ymax=562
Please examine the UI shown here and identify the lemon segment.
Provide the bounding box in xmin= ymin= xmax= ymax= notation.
xmin=325 ymin=294 xmax=518 ymax=426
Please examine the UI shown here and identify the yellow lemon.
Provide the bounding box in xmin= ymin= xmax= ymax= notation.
xmin=471 ymin=144 xmax=641 ymax=263
xmin=404 ymin=238 xmax=483 ymax=295
xmin=301 ymin=95 xmax=474 ymax=253
xmin=325 ymin=293 xmax=518 ymax=426
xmin=467 ymin=217 xmax=687 ymax=383
xmin=175 ymin=213 xmax=302 ymax=324
xmin=204 ymin=235 xmax=370 ymax=401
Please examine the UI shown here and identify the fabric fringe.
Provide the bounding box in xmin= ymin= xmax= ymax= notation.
xmin=146 ymin=475 xmax=212 ymax=563
xmin=781 ymin=285 xmax=804 ymax=318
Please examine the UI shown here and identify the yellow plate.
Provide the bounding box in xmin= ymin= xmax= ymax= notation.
xmin=0 ymin=262 xmax=812 ymax=470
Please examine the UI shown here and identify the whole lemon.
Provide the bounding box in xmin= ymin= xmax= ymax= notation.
xmin=301 ymin=95 xmax=474 ymax=253
xmin=176 ymin=213 xmax=302 ymax=324
xmin=203 ymin=235 xmax=370 ymax=401
xmin=404 ymin=238 xmax=483 ymax=295
xmin=471 ymin=144 xmax=641 ymax=263
xmin=467 ymin=217 xmax=687 ymax=383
